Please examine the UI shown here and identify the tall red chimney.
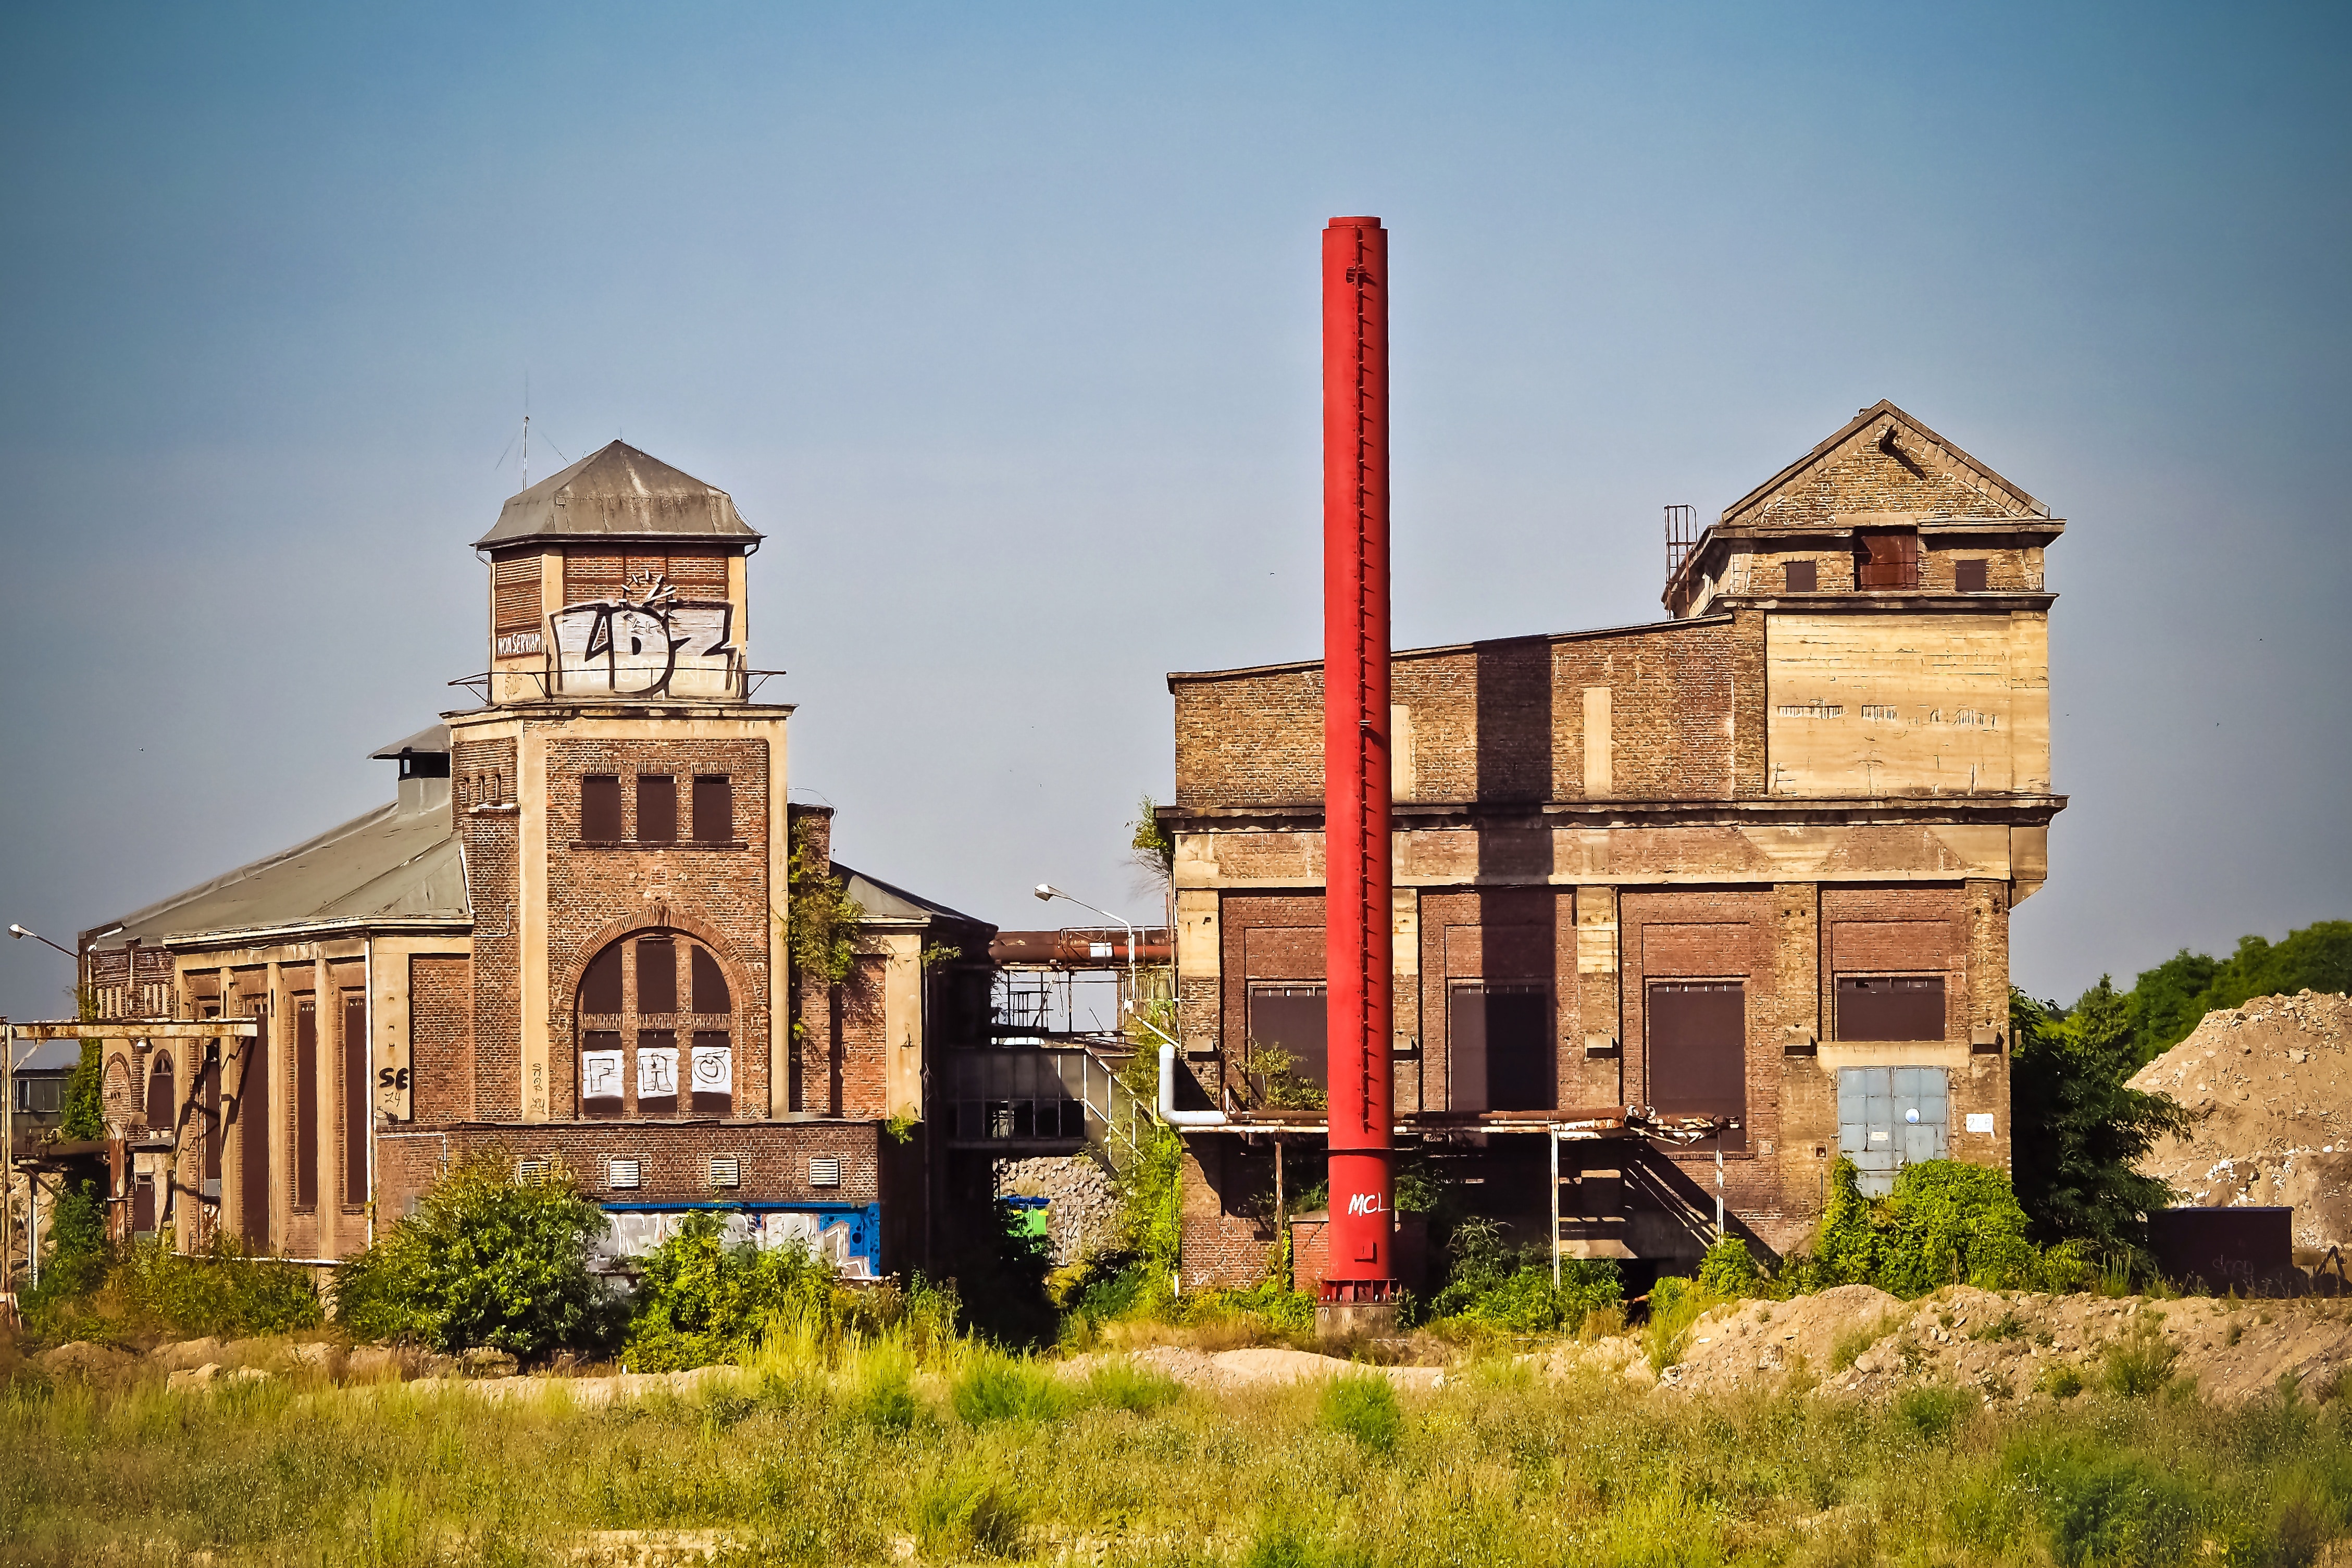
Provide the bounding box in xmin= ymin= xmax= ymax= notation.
xmin=1320 ymin=216 xmax=1394 ymax=1307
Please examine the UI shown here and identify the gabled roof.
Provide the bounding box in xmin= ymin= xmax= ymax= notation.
xmin=86 ymin=794 xmax=468 ymax=950
xmin=475 ymin=441 xmax=763 ymax=550
xmin=1717 ymin=399 xmax=2048 ymax=531
xmin=833 ymin=862 xmax=994 ymax=934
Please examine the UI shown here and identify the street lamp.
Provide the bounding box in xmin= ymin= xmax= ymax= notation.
xmin=1032 ymin=883 xmax=1139 ymax=1028
xmin=7 ymin=925 xmax=74 ymax=961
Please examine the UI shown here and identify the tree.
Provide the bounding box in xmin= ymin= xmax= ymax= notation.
xmin=2124 ymin=920 xmax=2352 ymax=1064
xmin=335 ymin=1157 xmax=619 ymax=1359
xmin=2009 ymin=984 xmax=2194 ymax=1260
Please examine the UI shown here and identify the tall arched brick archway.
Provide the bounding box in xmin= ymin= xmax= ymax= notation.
xmin=554 ymin=911 xmax=760 ymax=1121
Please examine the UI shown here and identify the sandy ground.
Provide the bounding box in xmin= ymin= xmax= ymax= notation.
xmin=2132 ymin=991 xmax=2352 ymax=1249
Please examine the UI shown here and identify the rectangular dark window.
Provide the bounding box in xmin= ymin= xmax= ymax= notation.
xmin=637 ymin=775 xmax=677 ymax=843
xmin=637 ymin=938 xmax=678 ymax=1015
xmin=1836 ymin=976 xmax=1947 ymax=1041
xmin=1953 ymin=557 xmax=1988 ymax=593
xmin=638 ymin=1029 xmax=679 ymax=1114
xmin=1247 ymin=985 xmax=1328 ymax=1091
xmin=692 ymin=775 xmax=733 ymax=843
xmin=294 ymin=1000 xmax=318 ymax=1210
xmin=144 ymin=1052 xmax=176 ymax=1132
xmin=581 ymin=775 xmax=623 ymax=841
xmin=132 ymin=1176 xmax=156 ymax=1237
xmin=1449 ymin=983 xmax=1554 ymax=1112
xmin=239 ymin=1005 xmax=271 ymax=1246
xmin=691 ymin=1030 xmax=732 ymax=1116
xmin=581 ymin=945 xmax=624 ymax=1015
xmin=1784 ymin=559 xmax=1818 ymax=593
xmin=1647 ymin=981 xmax=1747 ymax=1147
xmin=691 ymin=946 xmax=730 ymax=1014
xmin=343 ymin=993 xmax=368 ymax=1207
xmin=202 ymin=1046 xmax=221 ymax=1183
xmin=1856 ymin=530 xmax=1920 ymax=589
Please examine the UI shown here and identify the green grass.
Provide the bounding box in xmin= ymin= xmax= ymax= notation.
xmin=7 ymin=1334 xmax=2352 ymax=1565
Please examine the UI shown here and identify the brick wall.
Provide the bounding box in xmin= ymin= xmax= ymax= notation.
xmin=457 ymin=736 xmax=520 ymax=1121
xmin=410 ymin=954 xmax=475 ymax=1124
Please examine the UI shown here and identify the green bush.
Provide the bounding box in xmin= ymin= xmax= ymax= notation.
xmin=1318 ymin=1371 xmax=1401 ymax=1455
xmin=1893 ymin=1383 xmax=1974 ymax=1443
xmin=1960 ymin=1437 xmax=2198 ymax=1567
xmin=58 ymin=1041 xmax=104 ymax=1142
xmin=24 ymin=1233 xmax=321 ymax=1343
xmin=1802 ymin=1156 xmax=2087 ymax=1298
xmin=1695 ymin=1236 xmax=1760 ymax=1297
xmin=1082 ymin=1360 xmax=1181 ymax=1412
xmin=334 ymin=1156 xmax=620 ymax=1360
xmin=18 ymin=1179 xmax=109 ymax=1331
xmin=1427 ymin=1217 xmax=1621 ymax=1333
xmin=951 ymin=1353 xmax=1066 ymax=1423
xmin=621 ymin=1210 xmax=837 ymax=1370
xmin=913 ymin=1467 xmax=1025 ymax=1560
xmin=2099 ymin=1315 xmax=2180 ymax=1398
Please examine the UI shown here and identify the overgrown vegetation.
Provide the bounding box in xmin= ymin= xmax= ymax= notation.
xmin=17 ymin=1330 xmax=2351 ymax=1565
xmin=57 ymin=1039 xmax=102 ymax=1142
xmin=1793 ymin=1155 xmax=2090 ymax=1298
xmin=2010 ymin=986 xmax=2197 ymax=1264
xmin=22 ymin=1234 xmax=321 ymax=1343
xmin=2120 ymin=918 xmax=2352 ymax=1064
xmin=333 ymin=1157 xmax=619 ymax=1360
xmin=1425 ymin=1217 xmax=1621 ymax=1335
xmin=784 ymin=841 xmax=866 ymax=986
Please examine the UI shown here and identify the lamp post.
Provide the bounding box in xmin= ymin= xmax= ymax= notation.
xmin=7 ymin=925 xmax=74 ymax=962
xmin=1031 ymin=885 xmax=1139 ymax=1030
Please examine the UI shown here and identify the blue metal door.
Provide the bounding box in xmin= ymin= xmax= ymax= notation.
xmin=1837 ymin=1066 xmax=1949 ymax=1196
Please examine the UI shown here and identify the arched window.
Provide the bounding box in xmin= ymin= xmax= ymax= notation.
xmin=577 ymin=932 xmax=735 ymax=1119
xmin=145 ymin=1051 xmax=177 ymax=1133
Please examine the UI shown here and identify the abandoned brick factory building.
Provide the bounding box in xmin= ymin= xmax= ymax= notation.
xmin=55 ymin=442 xmax=995 ymax=1274
xmin=1160 ymin=401 xmax=2062 ymax=1284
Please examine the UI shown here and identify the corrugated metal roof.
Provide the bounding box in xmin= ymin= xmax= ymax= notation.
xmin=370 ymin=723 xmax=450 ymax=759
xmin=87 ymin=794 xmax=468 ymax=949
xmin=474 ymin=441 xmax=763 ymax=549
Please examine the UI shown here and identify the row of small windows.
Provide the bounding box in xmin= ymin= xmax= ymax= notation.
xmin=1781 ymin=556 xmax=1989 ymax=593
xmin=581 ymin=773 xmax=733 ymax=844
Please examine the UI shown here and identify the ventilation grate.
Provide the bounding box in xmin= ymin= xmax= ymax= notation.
xmin=515 ymin=1158 xmax=549 ymax=1185
xmin=809 ymin=1156 xmax=842 ymax=1189
xmin=607 ymin=1158 xmax=642 ymax=1190
xmin=708 ymin=1154 xmax=740 ymax=1189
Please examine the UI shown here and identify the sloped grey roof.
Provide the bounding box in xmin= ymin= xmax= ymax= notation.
xmin=87 ymin=795 xmax=468 ymax=950
xmin=370 ymin=723 xmax=450 ymax=760
xmin=11 ymin=1040 xmax=82 ymax=1075
xmin=833 ymin=863 xmax=993 ymax=934
xmin=475 ymin=441 xmax=763 ymax=549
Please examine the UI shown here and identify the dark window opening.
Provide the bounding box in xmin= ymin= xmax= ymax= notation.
xmin=239 ymin=1007 xmax=271 ymax=1246
xmin=636 ymin=938 xmax=678 ymax=1015
xmin=1449 ymin=982 xmax=1554 ymax=1112
xmin=1855 ymin=530 xmax=1920 ymax=590
xmin=1247 ymin=985 xmax=1328 ymax=1093
xmin=692 ymin=775 xmax=733 ymax=843
xmin=637 ymin=775 xmax=678 ymax=843
xmin=15 ymin=1079 xmax=62 ymax=1114
xmin=1836 ymin=976 xmax=1947 ymax=1041
xmin=637 ymin=1029 xmax=679 ymax=1114
xmin=1953 ymin=558 xmax=1988 ymax=593
xmin=691 ymin=947 xmax=730 ymax=1013
xmin=581 ymin=775 xmax=623 ymax=841
xmin=1647 ymin=981 xmax=1747 ymax=1148
xmin=132 ymin=1176 xmax=156 ymax=1236
xmin=691 ymin=1029 xmax=732 ymax=1115
xmin=201 ymin=1046 xmax=221 ymax=1183
xmin=1784 ymin=559 xmax=1818 ymax=593
xmin=343 ymin=993 xmax=368 ymax=1207
xmin=581 ymin=945 xmax=624 ymax=1015
xmin=294 ymin=1001 xmax=318 ymax=1211
xmin=144 ymin=1053 xmax=176 ymax=1132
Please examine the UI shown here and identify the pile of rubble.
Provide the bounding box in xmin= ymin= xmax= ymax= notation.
xmin=2130 ymin=991 xmax=2352 ymax=1249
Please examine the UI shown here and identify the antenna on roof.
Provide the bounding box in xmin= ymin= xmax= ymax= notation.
xmin=521 ymin=371 xmax=531 ymax=488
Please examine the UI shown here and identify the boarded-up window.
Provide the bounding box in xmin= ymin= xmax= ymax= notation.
xmin=581 ymin=945 xmax=624 ymax=1015
xmin=133 ymin=1176 xmax=156 ymax=1236
xmin=1953 ymin=558 xmax=1988 ymax=593
xmin=294 ymin=1000 xmax=318 ymax=1211
xmin=1248 ymin=986 xmax=1327 ymax=1091
xmin=638 ymin=1029 xmax=679 ymax=1114
xmin=1856 ymin=530 xmax=1919 ymax=589
xmin=1647 ymin=981 xmax=1746 ymax=1145
xmin=693 ymin=774 xmax=733 ymax=843
xmin=691 ymin=1030 xmax=732 ymax=1115
xmin=1449 ymin=983 xmax=1553 ymax=1112
xmin=144 ymin=1052 xmax=176 ymax=1132
xmin=1784 ymin=560 xmax=1817 ymax=593
xmin=637 ymin=938 xmax=678 ymax=1015
xmin=239 ymin=1007 xmax=271 ymax=1245
xmin=343 ymin=993 xmax=368 ymax=1207
xmin=638 ymin=776 xmax=677 ymax=843
xmin=691 ymin=947 xmax=730 ymax=1013
xmin=582 ymin=1030 xmax=622 ymax=1117
xmin=1836 ymin=976 xmax=1946 ymax=1041
xmin=492 ymin=555 xmax=541 ymax=633
xmin=581 ymin=776 xmax=623 ymax=841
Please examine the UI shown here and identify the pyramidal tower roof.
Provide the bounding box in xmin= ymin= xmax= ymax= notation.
xmin=475 ymin=440 xmax=763 ymax=549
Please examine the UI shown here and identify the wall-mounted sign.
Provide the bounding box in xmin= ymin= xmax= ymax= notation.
xmin=547 ymin=572 xmax=735 ymax=698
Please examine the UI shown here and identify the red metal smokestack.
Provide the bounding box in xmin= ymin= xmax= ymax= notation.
xmin=1320 ymin=216 xmax=1393 ymax=1304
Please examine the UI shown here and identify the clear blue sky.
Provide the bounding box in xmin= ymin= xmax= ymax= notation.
xmin=3 ymin=3 xmax=2346 ymax=1020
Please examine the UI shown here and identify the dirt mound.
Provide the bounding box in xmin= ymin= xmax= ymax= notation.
xmin=1652 ymin=1287 xmax=2352 ymax=1405
xmin=1101 ymin=1345 xmax=1443 ymax=1391
xmin=2130 ymin=991 xmax=2352 ymax=1248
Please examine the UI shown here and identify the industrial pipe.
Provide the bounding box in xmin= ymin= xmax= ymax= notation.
xmin=1156 ymin=1041 xmax=1227 ymax=1127
xmin=1319 ymin=215 xmax=1395 ymax=1303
